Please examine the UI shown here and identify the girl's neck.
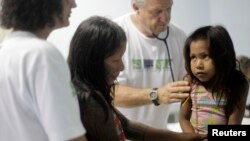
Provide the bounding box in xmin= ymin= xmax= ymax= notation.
xmin=203 ymin=82 xmax=212 ymax=92
xmin=198 ymin=79 xmax=213 ymax=92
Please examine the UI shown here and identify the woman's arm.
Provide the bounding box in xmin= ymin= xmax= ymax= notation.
xmin=117 ymin=108 xmax=206 ymax=141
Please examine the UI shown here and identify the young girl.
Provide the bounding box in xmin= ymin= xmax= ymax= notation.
xmin=179 ymin=25 xmax=249 ymax=134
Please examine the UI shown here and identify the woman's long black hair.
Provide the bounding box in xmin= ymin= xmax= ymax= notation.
xmin=68 ymin=16 xmax=126 ymax=119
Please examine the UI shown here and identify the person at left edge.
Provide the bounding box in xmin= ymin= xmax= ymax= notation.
xmin=0 ymin=0 xmax=87 ymax=141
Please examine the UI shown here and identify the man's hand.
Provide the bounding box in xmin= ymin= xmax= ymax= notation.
xmin=158 ymin=81 xmax=191 ymax=104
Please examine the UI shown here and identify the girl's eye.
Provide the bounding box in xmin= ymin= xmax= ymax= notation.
xmin=203 ymin=55 xmax=210 ymax=60
xmin=190 ymin=55 xmax=196 ymax=60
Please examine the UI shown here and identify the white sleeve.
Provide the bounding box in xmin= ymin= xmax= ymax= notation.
xmin=27 ymin=45 xmax=85 ymax=141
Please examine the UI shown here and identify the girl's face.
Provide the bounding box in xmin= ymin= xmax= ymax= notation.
xmin=190 ymin=39 xmax=216 ymax=82
xmin=104 ymin=42 xmax=126 ymax=85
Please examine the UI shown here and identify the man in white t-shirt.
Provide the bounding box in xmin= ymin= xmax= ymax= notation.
xmin=0 ymin=0 xmax=87 ymax=141
xmin=114 ymin=0 xmax=190 ymax=130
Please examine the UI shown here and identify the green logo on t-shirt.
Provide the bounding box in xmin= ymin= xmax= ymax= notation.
xmin=132 ymin=59 xmax=142 ymax=70
xmin=132 ymin=59 xmax=172 ymax=70
xmin=156 ymin=59 xmax=170 ymax=70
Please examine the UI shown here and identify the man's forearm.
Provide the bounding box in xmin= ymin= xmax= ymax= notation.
xmin=114 ymin=84 xmax=152 ymax=108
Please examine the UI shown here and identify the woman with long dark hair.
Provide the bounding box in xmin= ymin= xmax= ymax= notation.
xmin=68 ymin=15 xmax=206 ymax=141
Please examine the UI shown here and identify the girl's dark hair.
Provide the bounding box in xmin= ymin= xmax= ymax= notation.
xmin=68 ymin=16 xmax=126 ymax=119
xmin=183 ymin=25 xmax=248 ymax=119
xmin=0 ymin=0 xmax=63 ymax=31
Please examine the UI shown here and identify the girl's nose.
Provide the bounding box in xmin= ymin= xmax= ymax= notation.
xmin=196 ymin=59 xmax=203 ymax=68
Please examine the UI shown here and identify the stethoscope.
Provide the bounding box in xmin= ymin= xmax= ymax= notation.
xmin=136 ymin=14 xmax=175 ymax=82
xmin=152 ymin=27 xmax=175 ymax=82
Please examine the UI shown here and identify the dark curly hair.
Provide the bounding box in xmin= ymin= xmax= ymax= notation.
xmin=0 ymin=0 xmax=64 ymax=31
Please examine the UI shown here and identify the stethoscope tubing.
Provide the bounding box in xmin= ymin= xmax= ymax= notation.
xmin=153 ymin=27 xmax=175 ymax=82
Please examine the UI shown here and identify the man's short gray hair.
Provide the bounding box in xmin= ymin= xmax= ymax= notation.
xmin=131 ymin=0 xmax=146 ymax=8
